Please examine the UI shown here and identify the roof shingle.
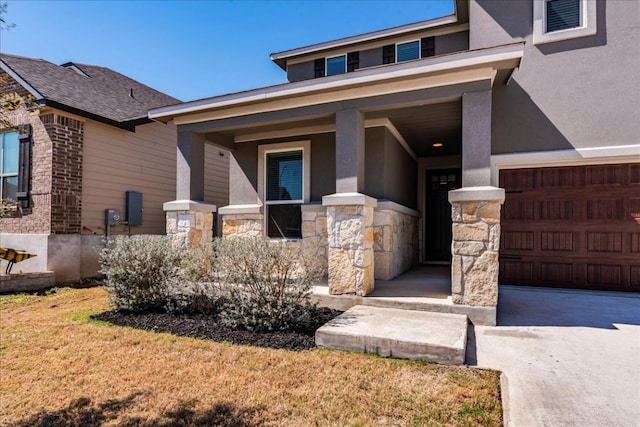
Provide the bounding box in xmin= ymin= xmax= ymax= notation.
xmin=1 ymin=53 xmax=179 ymax=125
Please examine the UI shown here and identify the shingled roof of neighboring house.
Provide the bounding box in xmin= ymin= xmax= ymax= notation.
xmin=0 ymin=53 xmax=180 ymax=131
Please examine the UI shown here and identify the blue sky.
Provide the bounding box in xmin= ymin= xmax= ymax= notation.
xmin=1 ymin=1 xmax=454 ymax=102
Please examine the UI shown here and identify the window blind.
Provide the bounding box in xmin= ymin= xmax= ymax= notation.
xmin=397 ymin=41 xmax=420 ymax=63
xmin=546 ymin=0 xmax=581 ymax=33
xmin=266 ymin=151 xmax=302 ymax=201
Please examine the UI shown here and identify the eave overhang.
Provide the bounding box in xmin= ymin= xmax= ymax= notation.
xmin=149 ymin=42 xmax=524 ymax=126
xmin=270 ymin=15 xmax=459 ymax=70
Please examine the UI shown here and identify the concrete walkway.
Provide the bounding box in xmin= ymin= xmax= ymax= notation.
xmin=469 ymin=286 xmax=640 ymax=427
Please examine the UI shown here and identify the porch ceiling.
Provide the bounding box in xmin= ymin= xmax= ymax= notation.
xmin=366 ymin=101 xmax=461 ymax=157
xmin=207 ymin=101 xmax=462 ymax=158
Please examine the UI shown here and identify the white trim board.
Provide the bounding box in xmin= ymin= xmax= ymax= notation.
xmin=0 ymin=59 xmax=44 ymax=100
xmin=490 ymin=144 xmax=640 ymax=186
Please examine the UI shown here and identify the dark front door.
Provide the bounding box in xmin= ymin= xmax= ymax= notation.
xmin=425 ymin=169 xmax=461 ymax=262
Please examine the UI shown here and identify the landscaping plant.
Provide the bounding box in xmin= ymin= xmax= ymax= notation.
xmin=214 ymin=236 xmax=324 ymax=332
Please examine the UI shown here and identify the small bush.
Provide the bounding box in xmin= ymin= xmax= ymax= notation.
xmin=214 ymin=237 xmax=323 ymax=332
xmin=101 ymin=236 xmax=220 ymax=314
xmin=101 ymin=235 xmax=182 ymax=312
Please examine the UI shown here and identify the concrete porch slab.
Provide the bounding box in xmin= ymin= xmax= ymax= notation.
xmin=316 ymin=305 xmax=468 ymax=365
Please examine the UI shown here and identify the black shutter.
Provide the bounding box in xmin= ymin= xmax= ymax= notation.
xmin=314 ymin=58 xmax=325 ymax=78
xmin=347 ymin=51 xmax=359 ymax=72
xmin=382 ymin=44 xmax=395 ymax=64
xmin=16 ymin=124 xmax=31 ymax=206
xmin=421 ymin=37 xmax=435 ymax=58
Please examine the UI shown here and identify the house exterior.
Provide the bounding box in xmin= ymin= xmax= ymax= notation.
xmin=0 ymin=54 xmax=229 ymax=282
xmin=149 ymin=0 xmax=639 ymax=318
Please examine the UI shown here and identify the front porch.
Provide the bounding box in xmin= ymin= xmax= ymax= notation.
xmin=311 ymin=265 xmax=496 ymax=326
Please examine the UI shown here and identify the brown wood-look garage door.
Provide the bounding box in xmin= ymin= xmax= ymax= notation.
xmin=499 ymin=163 xmax=640 ymax=292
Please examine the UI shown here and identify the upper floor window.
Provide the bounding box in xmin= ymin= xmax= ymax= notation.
xmin=383 ymin=37 xmax=436 ymax=64
xmin=533 ymin=0 xmax=597 ymax=45
xmin=397 ymin=41 xmax=420 ymax=62
xmin=0 ymin=131 xmax=19 ymax=200
xmin=326 ymin=55 xmax=346 ymax=76
xmin=258 ymin=141 xmax=310 ymax=239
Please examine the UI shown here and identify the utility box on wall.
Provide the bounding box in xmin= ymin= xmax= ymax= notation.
xmin=126 ymin=191 xmax=143 ymax=226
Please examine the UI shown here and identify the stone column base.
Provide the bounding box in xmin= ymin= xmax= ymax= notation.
xmin=323 ymin=193 xmax=376 ymax=296
xmin=164 ymin=200 xmax=216 ymax=248
xmin=449 ymin=186 xmax=504 ymax=307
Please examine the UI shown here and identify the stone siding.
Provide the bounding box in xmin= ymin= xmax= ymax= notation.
xmin=301 ymin=205 xmax=328 ymax=273
xmin=450 ymin=199 xmax=502 ymax=306
xmin=221 ymin=213 xmax=263 ymax=237
xmin=373 ymin=204 xmax=419 ymax=280
xmin=166 ymin=210 xmax=214 ymax=247
xmin=326 ymin=204 xmax=375 ymax=296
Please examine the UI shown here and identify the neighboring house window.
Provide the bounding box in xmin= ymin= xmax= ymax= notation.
xmin=533 ymin=0 xmax=597 ymax=45
xmin=258 ymin=141 xmax=310 ymax=239
xmin=397 ymin=40 xmax=420 ymax=62
xmin=0 ymin=131 xmax=19 ymax=200
xmin=326 ymin=55 xmax=346 ymax=76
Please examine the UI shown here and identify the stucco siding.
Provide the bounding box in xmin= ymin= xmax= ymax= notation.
xmin=435 ymin=30 xmax=470 ymax=55
xmin=384 ymin=129 xmax=417 ymax=209
xmin=310 ymin=133 xmax=336 ymax=201
xmin=204 ymin=144 xmax=230 ymax=208
xmin=470 ymin=0 xmax=640 ymax=154
xmin=287 ymin=62 xmax=315 ymax=83
xmin=82 ymin=120 xmax=176 ymax=234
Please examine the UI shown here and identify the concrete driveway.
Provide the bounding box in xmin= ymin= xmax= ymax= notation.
xmin=467 ymin=286 xmax=640 ymax=427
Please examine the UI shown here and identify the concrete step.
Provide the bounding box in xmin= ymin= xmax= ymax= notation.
xmin=316 ymin=305 xmax=468 ymax=365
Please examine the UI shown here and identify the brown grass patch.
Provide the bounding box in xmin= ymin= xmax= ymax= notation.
xmin=0 ymin=288 xmax=502 ymax=426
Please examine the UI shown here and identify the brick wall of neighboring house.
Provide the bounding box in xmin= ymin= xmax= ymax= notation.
xmin=0 ymin=106 xmax=53 ymax=234
xmin=43 ymin=113 xmax=83 ymax=234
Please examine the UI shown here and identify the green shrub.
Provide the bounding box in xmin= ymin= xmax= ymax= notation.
xmin=101 ymin=236 xmax=220 ymax=314
xmin=101 ymin=235 xmax=182 ymax=312
xmin=214 ymin=237 xmax=323 ymax=332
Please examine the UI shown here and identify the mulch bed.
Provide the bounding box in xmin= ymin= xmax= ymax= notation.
xmin=93 ymin=307 xmax=342 ymax=352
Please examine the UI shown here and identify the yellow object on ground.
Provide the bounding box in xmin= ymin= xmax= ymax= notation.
xmin=0 ymin=247 xmax=37 ymax=274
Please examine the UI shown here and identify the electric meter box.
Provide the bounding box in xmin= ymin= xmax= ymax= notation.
xmin=126 ymin=191 xmax=143 ymax=226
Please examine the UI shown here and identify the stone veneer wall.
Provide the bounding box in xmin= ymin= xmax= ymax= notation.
xmin=300 ymin=205 xmax=328 ymax=273
xmin=450 ymin=190 xmax=503 ymax=306
xmin=166 ymin=210 xmax=214 ymax=247
xmin=221 ymin=212 xmax=263 ymax=237
xmin=373 ymin=203 xmax=419 ymax=280
xmin=326 ymin=203 xmax=375 ymax=296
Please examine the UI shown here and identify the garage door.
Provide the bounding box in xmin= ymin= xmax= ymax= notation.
xmin=499 ymin=163 xmax=640 ymax=292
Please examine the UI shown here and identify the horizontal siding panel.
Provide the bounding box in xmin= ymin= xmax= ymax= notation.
xmin=82 ymin=121 xmax=177 ymax=234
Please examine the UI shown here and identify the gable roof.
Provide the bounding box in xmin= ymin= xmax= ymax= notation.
xmin=0 ymin=53 xmax=179 ymax=131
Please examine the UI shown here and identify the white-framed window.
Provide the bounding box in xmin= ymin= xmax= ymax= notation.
xmin=326 ymin=55 xmax=346 ymax=76
xmin=0 ymin=131 xmax=19 ymax=200
xmin=533 ymin=0 xmax=597 ymax=45
xmin=257 ymin=141 xmax=310 ymax=239
xmin=396 ymin=40 xmax=420 ymax=62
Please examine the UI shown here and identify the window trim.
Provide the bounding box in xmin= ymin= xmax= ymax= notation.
xmin=395 ymin=39 xmax=421 ymax=63
xmin=533 ymin=0 xmax=597 ymax=45
xmin=325 ymin=54 xmax=347 ymax=76
xmin=257 ymin=140 xmax=311 ymax=238
xmin=0 ymin=130 xmax=19 ymax=201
